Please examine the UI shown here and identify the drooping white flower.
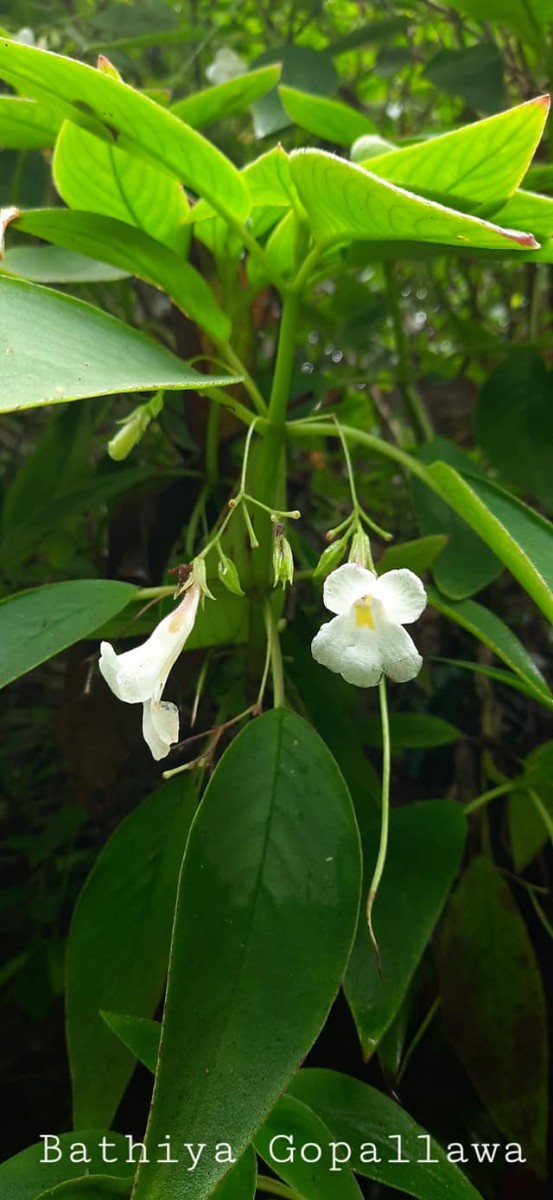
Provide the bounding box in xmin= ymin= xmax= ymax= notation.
xmin=205 ymin=48 xmax=246 ymax=85
xmin=311 ymin=563 xmax=426 ymax=687
xmin=99 ymin=584 xmax=201 ymax=760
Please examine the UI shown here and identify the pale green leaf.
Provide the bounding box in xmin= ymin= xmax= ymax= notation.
xmin=171 ymin=65 xmax=280 ymax=128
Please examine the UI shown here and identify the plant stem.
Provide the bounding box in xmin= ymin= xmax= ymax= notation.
xmin=384 ymin=262 xmax=434 ymax=443
xmin=268 ymin=289 xmax=300 ymax=427
xmin=464 ymin=781 xmax=514 ymax=814
xmin=288 ymin=419 xmax=439 ymax=491
xmin=396 ymin=996 xmax=441 ymax=1086
xmin=220 ymin=342 xmax=268 ymax=416
xmin=366 ymin=677 xmax=391 ymax=972
xmin=265 ymin=600 xmax=285 ymax=708
xmin=257 ymin=1177 xmax=302 ymax=1200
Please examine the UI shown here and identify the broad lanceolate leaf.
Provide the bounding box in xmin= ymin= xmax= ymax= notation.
xmin=251 ymin=45 xmax=338 ymax=138
xmin=100 ymin=1012 xmax=161 ymax=1074
xmin=359 ymin=97 xmax=549 ymax=209
xmin=428 ymin=588 xmax=553 ymax=710
xmin=0 ymin=276 xmax=239 ymax=412
xmin=376 ymin=534 xmax=448 ymax=576
xmin=437 ymin=856 xmax=548 ymax=1175
xmin=0 ymin=245 xmax=128 ymax=283
xmin=67 ymin=775 xmax=197 ymax=1127
xmin=345 ymin=802 xmax=466 ymax=1055
xmin=256 ymin=1095 xmax=364 ymax=1199
xmin=171 ymin=65 xmax=280 ymax=128
xmin=475 ymin=348 xmax=553 ymax=507
xmin=289 ymin=1070 xmax=484 ymax=1200
xmin=0 ymin=580 xmax=136 ymax=689
xmin=15 ymin=210 xmax=230 ymax=341
xmin=446 ymin=0 xmax=551 ymax=51
xmin=53 ymin=121 xmax=190 ymax=253
xmin=279 ymin=86 xmax=374 ymax=145
xmin=39 ymin=1180 xmax=131 ymax=1199
xmin=410 ymin=438 xmax=501 ymax=599
xmin=0 ymin=1133 xmax=135 ymax=1200
xmin=0 ymin=40 xmax=249 ymax=223
xmin=0 ymin=94 xmax=60 ymax=147
xmin=365 ymin=714 xmax=461 ymax=749
xmin=424 ymin=44 xmax=505 ymax=113
xmin=133 ymin=709 xmax=362 ymax=1200
xmin=428 ymin=464 xmax=553 ymax=622
xmin=289 ymin=150 xmax=539 ymax=252
xmin=212 ymin=1149 xmax=257 ymax=1199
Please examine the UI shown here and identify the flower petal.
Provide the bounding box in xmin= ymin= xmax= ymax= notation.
xmin=311 ymin=614 xmax=353 ymax=673
xmin=377 ymin=623 xmax=423 ymax=683
xmin=339 ymin=638 xmax=382 ymax=688
xmin=323 ymin=563 xmax=376 ymax=615
xmin=98 ymin=584 xmax=200 ymax=705
xmin=373 ymin=569 xmax=426 ymax=625
xmin=142 ymin=699 xmax=179 ymax=760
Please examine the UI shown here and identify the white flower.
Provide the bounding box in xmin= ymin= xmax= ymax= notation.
xmin=311 ymin=563 xmax=426 ymax=687
xmin=99 ymin=584 xmax=200 ymax=760
xmin=205 ymin=48 xmax=246 ymax=85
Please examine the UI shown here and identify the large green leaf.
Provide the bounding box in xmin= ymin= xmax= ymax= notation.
xmin=428 ymin=588 xmax=553 ymax=709
xmin=0 ymin=276 xmax=238 ymax=412
xmin=365 ymin=714 xmax=461 ymax=749
xmin=212 ymin=1150 xmax=257 ymax=1199
xmin=0 ymin=1134 xmax=134 ymax=1200
xmin=0 ymin=580 xmax=136 ymax=689
xmin=132 ymin=709 xmax=362 ymax=1200
xmin=446 ymin=0 xmax=551 ymax=50
xmin=279 ymin=86 xmax=374 ymax=145
xmin=0 ymin=94 xmax=60 ymax=147
xmin=428 ymin=464 xmax=553 ymax=622
xmin=289 ymin=150 xmax=539 ymax=252
xmin=100 ymin=1011 xmax=160 ymax=1073
xmin=437 ymin=856 xmax=548 ymax=1175
xmin=14 ymin=210 xmax=229 ymax=341
xmin=475 ymin=348 xmax=553 ymax=507
xmin=171 ymin=65 xmax=280 ymax=128
xmin=493 ymin=188 xmax=553 ymax=240
xmin=0 ymin=40 xmax=249 ymax=222
xmin=256 ymin=1095 xmax=364 ymax=1198
xmin=289 ymin=1070 xmax=483 ymax=1200
xmin=424 ymin=44 xmax=505 ymax=113
xmin=39 ymin=1181 xmax=130 ymax=1200
xmin=53 ymin=120 xmax=190 ymax=252
xmin=251 ymin=45 xmax=338 ymax=138
xmin=345 ymin=802 xmax=466 ymax=1055
xmin=67 ymin=775 xmax=197 ymax=1127
xmin=410 ymin=439 xmax=501 ymax=599
xmin=359 ymin=97 xmax=549 ymax=209
xmin=0 ymin=245 xmax=128 ymax=283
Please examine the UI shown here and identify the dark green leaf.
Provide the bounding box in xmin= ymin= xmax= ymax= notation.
xmin=0 ymin=95 xmax=60 ymax=148
xmin=212 ymin=1149 xmax=257 ymax=1199
xmin=0 ymin=1134 xmax=134 ymax=1200
xmin=289 ymin=1070 xmax=483 ymax=1200
xmin=0 ymin=245 xmax=128 ymax=283
xmin=0 ymin=276 xmax=238 ymax=411
xmin=251 ymin=46 xmax=338 ymax=138
xmin=475 ymin=348 xmax=553 ymax=507
xmin=0 ymin=580 xmax=136 ymax=689
xmin=132 ymin=709 xmax=361 ymax=1200
xmin=39 ymin=1180 xmax=131 ymax=1200
xmin=424 ymin=44 xmax=505 ymax=113
xmin=256 ymin=1095 xmax=364 ymax=1198
xmin=68 ymin=775 xmax=197 ymax=1128
xmin=100 ymin=1012 xmax=161 ymax=1074
xmin=345 ymin=801 xmax=466 ymax=1054
xmin=171 ymin=65 xmax=280 ymax=128
xmin=437 ymin=856 xmax=548 ymax=1175
xmin=365 ymin=713 xmax=461 ymax=749
xmin=376 ymin=534 xmax=448 ymax=576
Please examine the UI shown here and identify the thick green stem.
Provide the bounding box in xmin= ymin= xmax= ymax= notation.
xmin=366 ymin=677 xmax=391 ymax=973
xmin=266 ymin=600 xmax=285 ymax=708
xmin=268 ymin=290 xmax=300 ymax=427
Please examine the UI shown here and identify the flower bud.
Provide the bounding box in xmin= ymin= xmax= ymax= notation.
xmin=272 ymin=526 xmax=294 ymax=589
xmin=97 ymin=55 xmax=122 ymax=79
xmin=312 ymin=534 xmax=349 ymax=580
xmin=108 ymin=405 xmax=152 ymax=461
xmin=190 ymin=556 xmax=215 ymax=602
xmin=217 ymin=554 xmax=244 ymax=596
xmin=349 ymin=529 xmax=372 ymax=568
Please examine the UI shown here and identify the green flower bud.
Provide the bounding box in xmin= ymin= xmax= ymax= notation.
xmin=217 ymin=554 xmax=244 ymax=596
xmin=312 ymin=534 xmax=349 ymax=580
xmin=272 ymin=526 xmax=294 ymax=589
xmin=349 ymin=528 xmax=373 ymax=569
xmin=108 ymin=405 xmax=152 ymax=461
xmin=190 ymin=556 xmax=215 ymax=602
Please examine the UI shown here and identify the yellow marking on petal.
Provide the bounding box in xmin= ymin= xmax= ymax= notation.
xmin=169 ymin=610 xmax=186 ymax=633
xmin=355 ymin=595 xmax=375 ymax=630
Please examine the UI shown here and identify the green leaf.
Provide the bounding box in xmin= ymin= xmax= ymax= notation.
xmin=345 ymin=801 xmax=466 ymax=1055
xmin=446 ymin=0 xmax=552 ymax=50
xmin=279 ymin=86 xmax=374 ymax=146
xmin=434 ymin=656 xmax=553 ymax=707
xmin=428 ymin=464 xmax=553 ymax=622
xmin=475 ymin=348 xmax=553 ymax=507
xmin=171 ymin=65 xmax=280 ymax=128
xmin=428 ymin=589 xmax=553 ymax=709
xmin=14 ymin=210 xmax=230 ymax=342
xmin=359 ymin=96 xmax=549 ymax=209
xmin=424 ymin=44 xmax=505 ymax=113
xmin=0 ymin=245 xmax=129 ymax=283
xmin=0 ymin=40 xmax=249 ymax=222
xmin=289 ymin=1070 xmax=484 ymax=1200
xmin=256 ymin=1095 xmax=364 ymax=1198
xmin=39 ymin=1180 xmax=131 ymax=1200
xmin=508 ymin=742 xmax=553 ymax=869
xmin=212 ymin=1150 xmax=257 ymax=1199
xmin=289 ymin=150 xmax=538 ymax=252
xmin=492 ymin=188 xmax=553 ymax=240
xmin=132 ymin=709 xmax=361 ymax=1200
xmin=53 ymin=120 xmax=190 ymax=253
xmin=0 ymin=580 xmax=136 ymax=689
xmin=67 ymin=775 xmax=197 ymax=1127
xmin=251 ymin=46 xmax=338 ymax=138
xmin=328 ymin=17 xmax=410 ymax=54
xmin=410 ymin=439 xmax=501 ymax=599
xmin=0 ymin=94 xmax=60 ymax=147
xmin=0 ymin=276 xmax=239 ymax=412
xmin=0 ymin=1134 xmax=135 ymax=1200
xmin=365 ymin=713 xmax=461 ymax=749
xmin=376 ymin=534 xmax=448 ymax=576
xmin=437 ymin=856 xmax=548 ymax=1175
xmin=100 ymin=1012 xmax=161 ymax=1074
